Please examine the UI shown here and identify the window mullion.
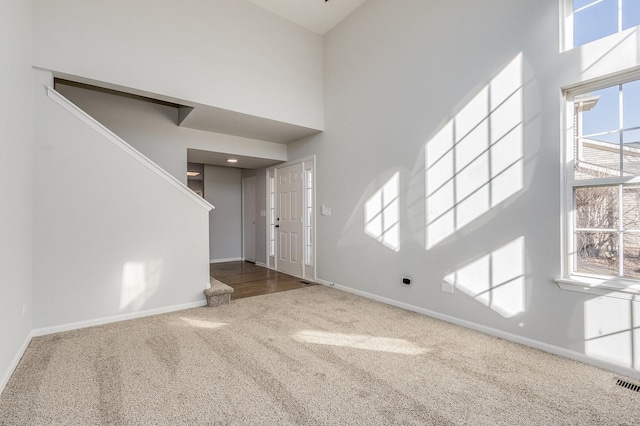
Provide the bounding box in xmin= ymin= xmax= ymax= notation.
xmin=618 ymin=0 xmax=623 ymax=33
xmin=619 ymin=183 xmax=625 ymax=276
xmin=618 ymin=84 xmax=624 ymax=276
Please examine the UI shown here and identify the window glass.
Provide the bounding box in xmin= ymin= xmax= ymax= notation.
xmin=623 ymin=80 xmax=640 ymax=129
xmin=575 ymin=81 xmax=640 ymax=180
xmin=623 ymin=233 xmax=640 ymax=278
xmin=575 ymin=231 xmax=619 ymax=275
xmin=623 ymin=185 xmax=640 ymax=230
xmin=570 ymin=78 xmax=640 ymax=280
xmin=581 ymin=86 xmax=619 ymax=136
xmin=574 ymin=0 xmax=618 ymax=47
xmin=623 ymin=0 xmax=640 ymax=30
xmin=575 ymin=186 xmax=619 ymax=230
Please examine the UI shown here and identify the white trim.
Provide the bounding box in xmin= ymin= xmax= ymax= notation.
xmin=46 ymin=87 xmax=214 ymax=212
xmin=556 ymin=277 xmax=640 ymax=300
xmin=560 ymin=0 xmax=574 ymax=52
xmin=256 ymin=261 xmax=268 ymax=268
xmin=563 ymin=66 xmax=640 ymax=97
xmin=561 ymin=73 xmax=640 ymax=287
xmin=0 ymin=332 xmax=33 ymax=396
xmin=317 ymin=278 xmax=640 ymax=380
xmin=269 ymin=155 xmax=317 ymax=280
xmin=264 ymin=169 xmax=272 ymax=267
xmin=32 ymin=300 xmax=207 ymax=337
xmin=562 ymin=0 xmax=640 ymax=52
xmin=210 ymin=257 xmax=243 ymax=264
xmin=303 ymin=157 xmax=317 ymax=282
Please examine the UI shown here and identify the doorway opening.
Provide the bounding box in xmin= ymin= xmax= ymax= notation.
xmin=267 ymin=156 xmax=315 ymax=281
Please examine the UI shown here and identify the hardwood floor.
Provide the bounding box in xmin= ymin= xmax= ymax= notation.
xmin=210 ymin=261 xmax=315 ymax=299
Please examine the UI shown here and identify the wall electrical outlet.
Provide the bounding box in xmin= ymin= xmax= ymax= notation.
xmin=441 ymin=282 xmax=454 ymax=293
xmin=321 ymin=205 xmax=332 ymax=216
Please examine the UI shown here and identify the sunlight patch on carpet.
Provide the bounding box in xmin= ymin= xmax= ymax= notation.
xmin=179 ymin=317 xmax=227 ymax=330
xmin=293 ymin=330 xmax=426 ymax=355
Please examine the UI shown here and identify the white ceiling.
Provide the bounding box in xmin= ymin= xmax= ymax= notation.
xmin=247 ymin=0 xmax=369 ymax=35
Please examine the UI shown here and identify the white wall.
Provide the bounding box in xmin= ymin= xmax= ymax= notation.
xmin=33 ymin=0 xmax=324 ymax=130
xmin=0 ymin=0 xmax=33 ymax=393
xmin=288 ymin=0 xmax=640 ymax=378
xmin=55 ymin=83 xmax=287 ymax=185
xmin=205 ymin=166 xmax=243 ymax=262
xmin=32 ymin=70 xmax=211 ymax=330
xmin=242 ymin=169 xmax=268 ymax=264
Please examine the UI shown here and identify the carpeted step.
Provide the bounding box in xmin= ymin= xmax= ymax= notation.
xmin=203 ymin=277 xmax=234 ymax=307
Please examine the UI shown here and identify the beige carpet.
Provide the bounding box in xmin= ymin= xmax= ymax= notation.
xmin=1 ymin=285 xmax=639 ymax=425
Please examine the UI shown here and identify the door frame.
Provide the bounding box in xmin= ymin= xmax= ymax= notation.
xmin=267 ymin=155 xmax=316 ymax=281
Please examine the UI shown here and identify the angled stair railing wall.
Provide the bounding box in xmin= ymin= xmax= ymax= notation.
xmin=32 ymin=82 xmax=214 ymax=334
xmin=46 ymin=87 xmax=213 ymax=212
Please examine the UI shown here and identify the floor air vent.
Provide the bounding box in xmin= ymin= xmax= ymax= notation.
xmin=616 ymin=378 xmax=640 ymax=392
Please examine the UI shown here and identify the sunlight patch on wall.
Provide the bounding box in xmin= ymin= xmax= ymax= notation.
xmin=426 ymin=54 xmax=524 ymax=249
xmin=365 ymin=172 xmax=400 ymax=251
xmin=294 ymin=330 xmax=426 ymax=355
xmin=584 ymin=296 xmax=640 ymax=370
xmin=580 ymin=28 xmax=639 ymax=80
xmin=443 ymin=237 xmax=525 ymax=318
xmin=119 ymin=260 xmax=163 ymax=311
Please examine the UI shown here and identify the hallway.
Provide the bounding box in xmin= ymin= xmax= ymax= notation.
xmin=210 ymin=261 xmax=315 ymax=299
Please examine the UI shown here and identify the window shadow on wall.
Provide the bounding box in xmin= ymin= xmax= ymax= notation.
xmin=365 ymin=172 xmax=400 ymax=252
xmin=584 ymin=294 xmax=640 ymax=370
xmin=425 ymin=54 xmax=524 ymax=249
xmin=443 ymin=237 xmax=526 ymax=318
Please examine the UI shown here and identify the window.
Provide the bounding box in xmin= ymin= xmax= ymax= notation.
xmin=269 ymin=176 xmax=276 ymax=257
xmin=567 ymin=75 xmax=640 ymax=283
xmin=304 ymin=169 xmax=313 ymax=266
xmin=568 ymin=0 xmax=640 ymax=48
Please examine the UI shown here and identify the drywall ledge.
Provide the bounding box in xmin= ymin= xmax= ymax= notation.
xmin=46 ymin=87 xmax=214 ymax=212
xmin=556 ymin=277 xmax=640 ymax=301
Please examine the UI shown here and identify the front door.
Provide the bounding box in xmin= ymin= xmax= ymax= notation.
xmin=276 ymin=163 xmax=303 ymax=277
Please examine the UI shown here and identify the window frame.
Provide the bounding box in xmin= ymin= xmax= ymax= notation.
xmin=560 ymin=69 xmax=640 ymax=298
xmin=561 ymin=0 xmax=640 ymax=51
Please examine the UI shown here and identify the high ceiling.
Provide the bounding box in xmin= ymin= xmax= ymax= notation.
xmin=247 ymin=0 xmax=369 ymax=35
xmin=55 ymin=1 xmax=373 ymax=171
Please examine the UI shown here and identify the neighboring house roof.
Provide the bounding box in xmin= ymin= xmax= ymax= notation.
xmin=576 ymin=138 xmax=640 ymax=178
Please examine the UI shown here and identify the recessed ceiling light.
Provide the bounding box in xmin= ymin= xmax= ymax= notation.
xmin=187 ymin=171 xmax=201 ymax=177
xmin=227 ymin=159 xmax=238 ymax=163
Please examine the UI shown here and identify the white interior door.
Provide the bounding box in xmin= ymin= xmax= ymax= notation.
xmin=243 ymin=176 xmax=256 ymax=263
xmin=276 ymin=163 xmax=303 ymax=277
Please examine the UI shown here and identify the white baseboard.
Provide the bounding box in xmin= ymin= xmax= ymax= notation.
xmin=32 ymin=300 xmax=207 ymax=337
xmin=1 ymin=332 xmax=33 ymax=396
xmin=255 ymin=262 xmax=268 ymax=268
xmin=210 ymin=257 xmax=243 ymax=264
xmin=316 ymin=278 xmax=640 ymax=380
